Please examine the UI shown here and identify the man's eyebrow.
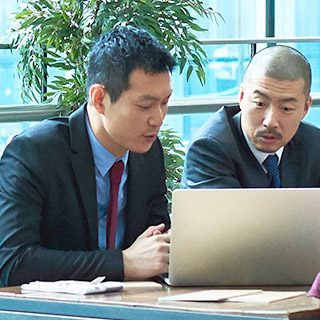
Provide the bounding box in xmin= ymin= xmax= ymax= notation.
xmin=137 ymin=95 xmax=159 ymax=102
xmin=137 ymin=92 xmax=172 ymax=101
xmin=279 ymin=96 xmax=298 ymax=103
xmin=252 ymin=89 xmax=271 ymax=100
xmin=252 ymin=90 xmax=298 ymax=103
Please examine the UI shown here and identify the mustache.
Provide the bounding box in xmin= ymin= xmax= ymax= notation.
xmin=256 ymin=129 xmax=282 ymax=139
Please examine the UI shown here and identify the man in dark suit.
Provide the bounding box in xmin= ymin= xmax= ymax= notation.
xmin=182 ymin=45 xmax=320 ymax=188
xmin=0 ymin=26 xmax=176 ymax=287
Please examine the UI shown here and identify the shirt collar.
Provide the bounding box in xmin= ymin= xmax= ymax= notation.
xmin=86 ymin=115 xmax=129 ymax=177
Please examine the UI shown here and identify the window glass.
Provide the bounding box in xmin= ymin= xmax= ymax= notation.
xmin=0 ymin=2 xmax=22 ymax=105
xmin=164 ymin=113 xmax=213 ymax=143
xmin=0 ymin=2 xmax=19 ymax=42
xmin=172 ymin=44 xmax=251 ymax=99
xmin=305 ymin=106 xmax=320 ymax=127
xmin=0 ymin=49 xmax=22 ymax=105
xmin=275 ymin=0 xmax=320 ymax=94
xmin=195 ymin=0 xmax=264 ymax=39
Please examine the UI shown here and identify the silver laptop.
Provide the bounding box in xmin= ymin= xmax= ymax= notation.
xmin=168 ymin=188 xmax=320 ymax=286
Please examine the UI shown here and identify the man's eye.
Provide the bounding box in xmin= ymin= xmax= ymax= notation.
xmin=281 ymin=106 xmax=294 ymax=113
xmin=137 ymin=104 xmax=151 ymax=110
xmin=253 ymin=101 xmax=265 ymax=108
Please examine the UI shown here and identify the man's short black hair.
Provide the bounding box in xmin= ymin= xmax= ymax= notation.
xmin=86 ymin=25 xmax=176 ymax=102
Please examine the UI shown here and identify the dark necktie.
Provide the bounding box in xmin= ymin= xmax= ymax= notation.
xmin=263 ymin=154 xmax=281 ymax=188
xmin=107 ymin=160 xmax=124 ymax=248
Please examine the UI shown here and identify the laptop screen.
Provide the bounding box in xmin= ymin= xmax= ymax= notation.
xmin=168 ymin=188 xmax=320 ymax=286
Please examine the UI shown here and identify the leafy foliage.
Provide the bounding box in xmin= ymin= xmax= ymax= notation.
xmin=12 ymin=0 xmax=222 ymax=110
xmin=159 ymin=127 xmax=185 ymax=204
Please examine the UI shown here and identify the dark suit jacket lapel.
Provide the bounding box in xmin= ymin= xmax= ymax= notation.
xmin=123 ymin=152 xmax=147 ymax=248
xmin=69 ymin=104 xmax=98 ymax=248
xmin=280 ymin=135 xmax=303 ymax=187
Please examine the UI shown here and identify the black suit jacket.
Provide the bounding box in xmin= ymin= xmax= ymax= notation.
xmin=181 ymin=105 xmax=320 ymax=188
xmin=0 ymin=105 xmax=170 ymax=287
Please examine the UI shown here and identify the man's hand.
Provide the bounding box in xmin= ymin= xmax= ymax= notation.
xmin=123 ymin=223 xmax=170 ymax=280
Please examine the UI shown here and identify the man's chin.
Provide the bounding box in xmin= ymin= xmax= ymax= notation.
xmin=253 ymin=137 xmax=283 ymax=153
xmin=131 ymin=143 xmax=154 ymax=154
xmin=255 ymin=144 xmax=281 ymax=153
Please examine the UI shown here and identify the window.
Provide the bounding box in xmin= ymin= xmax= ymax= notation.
xmin=1 ymin=0 xmax=320 ymax=154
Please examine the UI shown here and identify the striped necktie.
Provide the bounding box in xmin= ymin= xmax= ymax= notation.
xmin=263 ymin=154 xmax=281 ymax=188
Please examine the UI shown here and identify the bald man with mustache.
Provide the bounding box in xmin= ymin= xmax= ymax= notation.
xmin=181 ymin=45 xmax=320 ymax=189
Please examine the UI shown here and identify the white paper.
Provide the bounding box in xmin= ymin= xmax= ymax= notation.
xmin=21 ymin=280 xmax=123 ymax=295
xmin=159 ymin=289 xmax=262 ymax=302
xmin=228 ymin=291 xmax=306 ymax=303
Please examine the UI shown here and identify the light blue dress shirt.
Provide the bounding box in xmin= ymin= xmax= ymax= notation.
xmin=86 ymin=117 xmax=128 ymax=249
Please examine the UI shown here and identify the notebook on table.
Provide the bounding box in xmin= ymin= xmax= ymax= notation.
xmin=167 ymin=188 xmax=320 ymax=286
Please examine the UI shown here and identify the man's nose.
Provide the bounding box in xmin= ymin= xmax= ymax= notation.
xmin=148 ymin=105 xmax=167 ymax=127
xmin=263 ymin=107 xmax=279 ymax=129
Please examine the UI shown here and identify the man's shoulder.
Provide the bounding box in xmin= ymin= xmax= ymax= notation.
xmin=11 ymin=117 xmax=71 ymax=149
xmin=285 ymin=121 xmax=320 ymax=155
xmin=295 ymin=121 xmax=320 ymax=142
xmin=9 ymin=105 xmax=85 ymax=149
xmin=299 ymin=121 xmax=320 ymax=133
xmin=193 ymin=104 xmax=241 ymax=140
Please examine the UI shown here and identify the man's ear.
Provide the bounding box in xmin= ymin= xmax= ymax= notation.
xmin=238 ymin=83 xmax=245 ymax=108
xmin=302 ymin=95 xmax=312 ymax=119
xmin=88 ymin=84 xmax=111 ymax=115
